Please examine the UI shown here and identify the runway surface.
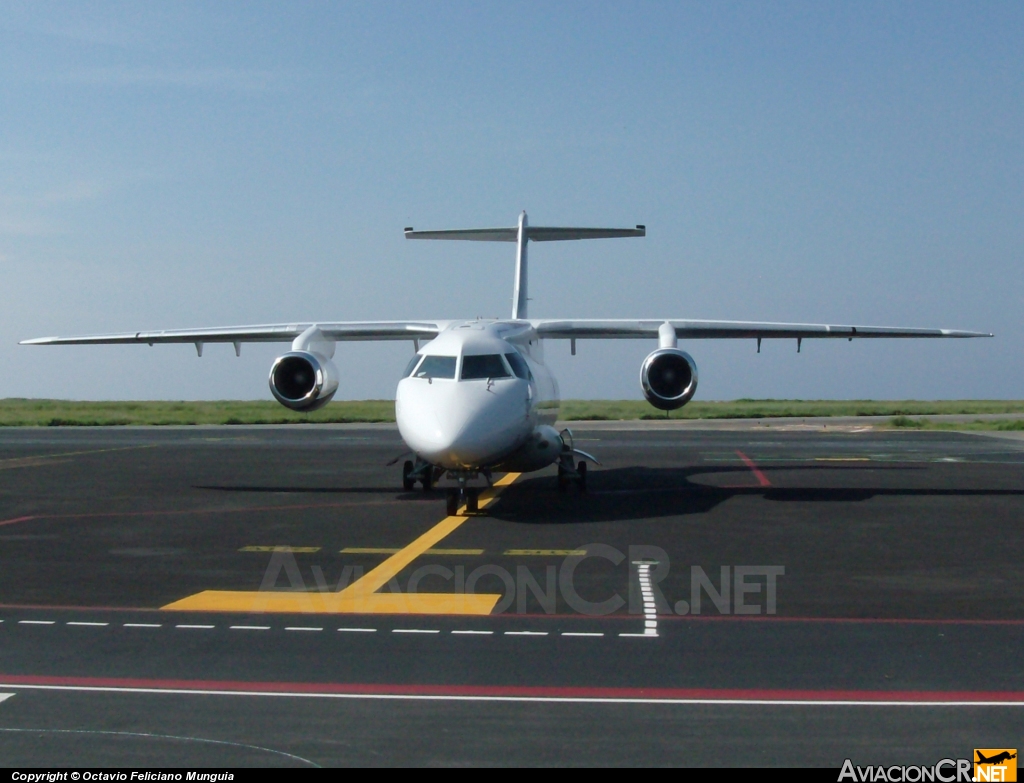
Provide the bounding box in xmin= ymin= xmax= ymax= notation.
xmin=0 ymin=423 xmax=1022 ymax=766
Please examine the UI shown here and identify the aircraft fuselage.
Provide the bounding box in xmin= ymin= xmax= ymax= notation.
xmin=395 ymin=320 xmax=559 ymax=472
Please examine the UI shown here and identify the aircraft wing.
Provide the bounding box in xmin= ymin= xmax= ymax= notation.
xmin=20 ymin=321 xmax=444 ymax=346
xmin=532 ymin=319 xmax=992 ymax=340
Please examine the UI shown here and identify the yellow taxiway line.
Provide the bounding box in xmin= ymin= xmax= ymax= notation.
xmin=162 ymin=473 xmax=520 ymax=615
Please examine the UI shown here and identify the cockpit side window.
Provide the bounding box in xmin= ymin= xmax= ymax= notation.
xmin=460 ymin=354 xmax=511 ymax=380
xmin=414 ymin=355 xmax=457 ymax=379
xmin=504 ymin=350 xmax=532 ymax=380
xmin=403 ymin=355 xmax=422 ymax=378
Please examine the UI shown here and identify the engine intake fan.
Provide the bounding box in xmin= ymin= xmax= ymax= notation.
xmin=640 ymin=348 xmax=698 ymax=410
xmin=269 ymin=351 xmax=339 ymax=411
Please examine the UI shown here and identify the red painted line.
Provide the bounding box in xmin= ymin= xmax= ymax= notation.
xmin=0 ymin=674 xmax=1021 ymax=703
xmin=0 ymin=516 xmax=35 ymax=527
xmin=735 ymin=451 xmax=771 ymax=487
xmin=658 ymin=614 xmax=1024 ymax=627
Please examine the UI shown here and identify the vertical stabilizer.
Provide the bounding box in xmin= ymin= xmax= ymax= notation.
xmin=512 ymin=211 xmax=528 ymax=320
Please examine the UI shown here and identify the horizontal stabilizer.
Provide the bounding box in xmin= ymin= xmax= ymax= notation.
xmin=404 ymin=225 xmax=645 ymax=242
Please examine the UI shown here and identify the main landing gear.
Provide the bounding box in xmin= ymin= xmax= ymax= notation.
xmin=557 ymin=458 xmax=587 ymax=492
xmin=556 ymin=428 xmax=589 ymax=492
xmin=402 ymin=459 xmax=437 ymax=492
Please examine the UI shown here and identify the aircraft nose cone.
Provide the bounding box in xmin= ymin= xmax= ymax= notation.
xmin=397 ymin=378 xmax=529 ymax=469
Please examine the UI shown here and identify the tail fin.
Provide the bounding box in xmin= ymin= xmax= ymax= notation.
xmin=404 ymin=212 xmax=645 ymax=319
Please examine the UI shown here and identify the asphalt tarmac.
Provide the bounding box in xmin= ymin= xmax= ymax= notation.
xmin=0 ymin=423 xmax=1022 ymax=766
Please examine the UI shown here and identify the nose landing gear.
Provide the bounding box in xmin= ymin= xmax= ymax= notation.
xmin=445 ymin=486 xmax=481 ymax=516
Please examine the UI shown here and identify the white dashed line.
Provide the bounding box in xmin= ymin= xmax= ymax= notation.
xmin=633 ymin=560 xmax=660 ymax=638
xmin=2 ymin=617 xmax=631 ymax=641
xmin=0 ymin=694 xmax=13 ymax=705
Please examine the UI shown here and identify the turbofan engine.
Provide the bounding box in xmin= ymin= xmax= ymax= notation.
xmin=269 ymin=351 xmax=339 ymax=412
xmin=640 ymin=348 xmax=698 ymax=410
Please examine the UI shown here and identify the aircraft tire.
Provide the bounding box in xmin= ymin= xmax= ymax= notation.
xmin=557 ymin=464 xmax=569 ymax=492
xmin=402 ymin=460 xmax=415 ymax=491
xmin=446 ymin=489 xmax=459 ymax=516
xmin=577 ymin=460 xmax=587 ymax=491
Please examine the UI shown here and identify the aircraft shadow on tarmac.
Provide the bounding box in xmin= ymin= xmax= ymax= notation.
xmin=196 ymin=465 xmax=1024 ymax=524
xmin=487 ymin=466 xmax=1024 ymax=525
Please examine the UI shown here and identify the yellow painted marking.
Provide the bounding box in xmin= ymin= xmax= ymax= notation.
xmin=504 ymin=549 xmax=587 ymax=556
xmin=163 ymin=472 xmax=521 ymax=615
xmin=239 ymin=546 xmax=321 ymax=553
xmin=340 ymin=547 xmax=484 ymax=556
xmin=161 ymin=591 xmax=500 ymax=615
xmin=814 ymin=457 xmax=872 ymax=462
xmin=339 ymin=472 xmax=519 ymax=599
xmin=0 ymin=445 xmax=156 ymax=471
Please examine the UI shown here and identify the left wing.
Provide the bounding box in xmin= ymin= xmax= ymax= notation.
xmin=20 ymin=321 xmax=444 ymax=346
xmin=532 ymin=319 xmax=991 ymax=340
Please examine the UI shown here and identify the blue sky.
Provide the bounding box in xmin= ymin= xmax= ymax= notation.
xmin=1 ymin=1 xmax=1020 ymax=401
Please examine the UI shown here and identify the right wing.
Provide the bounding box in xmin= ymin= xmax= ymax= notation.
xmin=20 ymin=321 xmax=444 ymax=346
xmin=532 ymin=319 xmax=992 ymax=340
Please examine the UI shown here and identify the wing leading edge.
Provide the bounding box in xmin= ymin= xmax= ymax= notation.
xmin=532 ymin=319 xmax=991 ymax=340
xmin=20 ymin=321 xmax=443 ymax=346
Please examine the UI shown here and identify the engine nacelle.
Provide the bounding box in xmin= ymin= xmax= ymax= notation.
xmin=269 ymin=351 xmax=339 ymax=412
xmin=640 ymin=348 xmax=698 ymax=410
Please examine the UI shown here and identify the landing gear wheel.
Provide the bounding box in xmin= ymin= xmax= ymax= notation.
xmin=402 ymin=460 xmax=415 ymax=491
xmin=421 ymin=467 xmax=434 ymax=492
xmin=466 ymin=489 xmax=479 ymax=514
xmin=576 ymin=460 xmax=587 ymax=492
xmin=446 ymin=489 xmax=459 ymax=517
xmin=557 ymin=463 xmax=570 ymax=492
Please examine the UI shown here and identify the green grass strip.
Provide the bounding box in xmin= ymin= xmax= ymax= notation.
xmin=0 ymin=398 xmax=1022 ymax=427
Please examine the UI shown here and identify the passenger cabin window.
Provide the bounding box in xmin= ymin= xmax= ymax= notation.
xmin=461 ymin=354 xmax=511 ymax=380
xmin=403 ymin=355 xmax=422 ymax=378
xmin=505 ymin=351 xmax=531 ymax=380
xmin=414 ymin=356 xmax=457 ymax=379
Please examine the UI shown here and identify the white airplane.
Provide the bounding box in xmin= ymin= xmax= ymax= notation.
xmin=23 ymin=212 xmax=990 ymax=515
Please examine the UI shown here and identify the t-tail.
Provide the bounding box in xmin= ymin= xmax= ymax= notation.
xmin=404 ymin=211 xmax=645 ymax=319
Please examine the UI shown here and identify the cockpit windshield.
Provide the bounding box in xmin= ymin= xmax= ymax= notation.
xmin=504 ymin=350 xmax=531 ymax=380
xmin=414 ymin=355 xmax=457 ymax=379
xmin=403 ymin=355 xmax=422 ymax=378
xmin=460 ymin=354 xmax=511 ymax=380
